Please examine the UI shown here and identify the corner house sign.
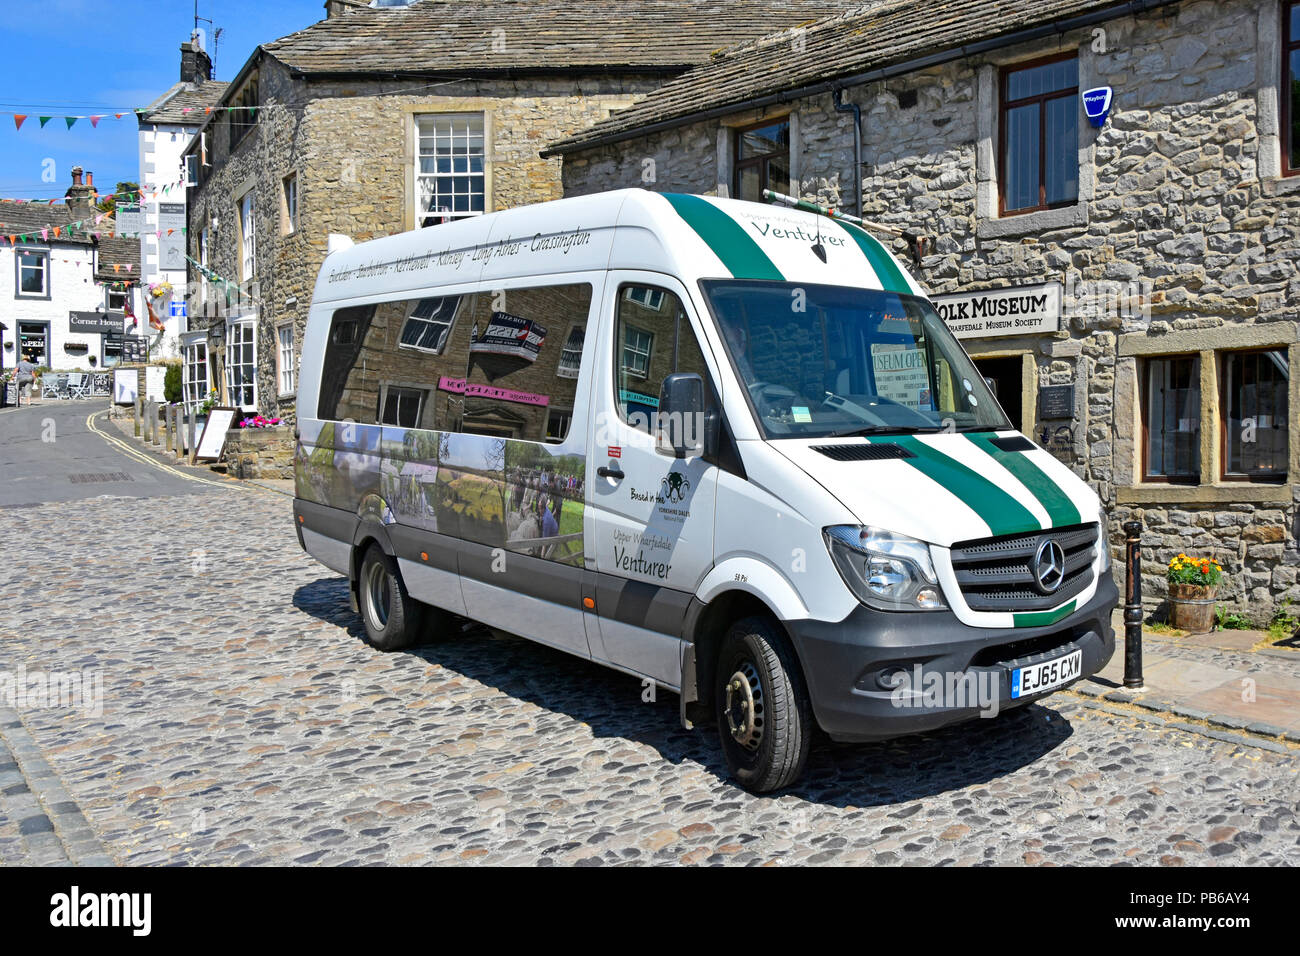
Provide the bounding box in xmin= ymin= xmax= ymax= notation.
xmin=933 ymin=282 xmax=1062 ymax=340
xmin=67 ymin=311 xmax=120 ymax=335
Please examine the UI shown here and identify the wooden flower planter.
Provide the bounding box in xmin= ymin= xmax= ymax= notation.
xmin=1168 ymin=583 xmax=1217 ymax=633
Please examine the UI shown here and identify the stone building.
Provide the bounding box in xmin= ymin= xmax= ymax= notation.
xmin=546 ymin=0 xmax=1300 ymax=617
xmin=181 ymin=0 xmax=851 ymax=426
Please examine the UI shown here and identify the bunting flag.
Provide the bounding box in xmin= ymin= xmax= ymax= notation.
xmin=0 ymin=179 xmax=188 ymax=244
xmin=1 ymin=103 xmax=263 ymax=128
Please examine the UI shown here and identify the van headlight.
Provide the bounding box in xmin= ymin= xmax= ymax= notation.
xmin=823 ymin=526 xmax=946 ymax=612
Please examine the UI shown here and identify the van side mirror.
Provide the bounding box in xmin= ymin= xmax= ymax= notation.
xmin=657 ymin=372 xmax=710 ymax=459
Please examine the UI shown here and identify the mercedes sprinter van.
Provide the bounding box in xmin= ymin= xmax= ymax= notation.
xmin=293 ymin=189 xmax=1118 ymax=792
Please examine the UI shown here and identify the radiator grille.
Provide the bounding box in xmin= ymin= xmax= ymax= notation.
xmin=950 ymin=523 xmax=1098 ymax=612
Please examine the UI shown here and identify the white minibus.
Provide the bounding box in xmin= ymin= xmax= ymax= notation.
xmin=293 ymin=189 xmax=1117 ymax=791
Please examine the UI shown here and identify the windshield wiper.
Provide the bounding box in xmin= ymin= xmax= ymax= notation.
xmin=823 ymin=423 xmax=1010 ymax=438
xmin=823 ymin=424 xmax=947 ymax=439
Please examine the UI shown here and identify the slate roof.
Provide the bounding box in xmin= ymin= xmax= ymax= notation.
xmin=544 ymin=0 xmax=1172 ymax=154
xmin=262 ymin=0 xmax=858 ymax=75
xmin=95 ymin=236 xmax=142 ymax=281
xmin=0 ymin=203 xmax=139 ymax=277
xmin=0 ymin=202 xmax=94 ymax=246
xmin=139 ymin=80 xmax=231 ymax=125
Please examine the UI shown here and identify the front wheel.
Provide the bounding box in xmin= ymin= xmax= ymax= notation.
xmin=714 ymin=616 xmax=813 ymax=793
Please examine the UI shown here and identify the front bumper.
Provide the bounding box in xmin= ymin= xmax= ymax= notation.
xmin=788 ymin=573 xmax=1118 ymax=742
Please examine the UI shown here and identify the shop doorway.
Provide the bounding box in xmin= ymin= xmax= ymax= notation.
xmin=18 ymin=321 xmax=49 ymax=365
xmin=972 ymin=355 xmax=1024 ymax=431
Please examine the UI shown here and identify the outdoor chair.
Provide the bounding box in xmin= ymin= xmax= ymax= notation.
xmin=41 ymin=374 xmax=70 ymax=400
xmin=66 ymin=372 xmax=91 ymax=399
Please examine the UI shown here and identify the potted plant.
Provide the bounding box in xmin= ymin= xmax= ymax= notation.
xmin=1167 ymin=553 xmax=1224 ymax=633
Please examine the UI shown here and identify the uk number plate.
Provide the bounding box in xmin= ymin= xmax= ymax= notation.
xmin=1011 ymin=649 xmax=1082 ymax=699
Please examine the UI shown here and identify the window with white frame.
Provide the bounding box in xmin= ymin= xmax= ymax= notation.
xmin=398 ymin=297 xmax=457 ymax=352
xmin=558 ymin=325 xmax=585 ymax=379
xmin=621 ymin=325 xmax=653 ymax=379
xmin=277 ymin=323 xmax=296 ymax=395
xmin=225 ymin=318 xmax=257 ymax=410
xmin=624 ymin=287 xmax=665 ymax=311
xmin=378 ymin=384 xmax=426 ymax=428
xmin=183 ymin=337 xmax=209 ymax=412
xmin=106 ymin=286 xmax=127 ymax=313
xmin=15 ymin=247 xmax=49 ymax=298
xmin=239 ymin=191 xmax=256 ymax=282
xmin=282 ymin=173 xmax=298 ymax=234
xmin=416 ymin=113 xmax=486 ymax=226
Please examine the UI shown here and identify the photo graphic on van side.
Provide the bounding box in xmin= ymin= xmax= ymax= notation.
xmin=292 ymin=189 xmax=1117 ymax=792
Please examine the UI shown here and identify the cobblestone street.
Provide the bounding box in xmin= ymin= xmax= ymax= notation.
xmin=0 ymin=407 xmax=1296 ymax=865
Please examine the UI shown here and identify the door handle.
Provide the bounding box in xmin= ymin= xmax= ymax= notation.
xmin=597 ymin=465 xmax=625 ymax=480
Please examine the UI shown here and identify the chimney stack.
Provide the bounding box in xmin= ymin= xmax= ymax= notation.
xmin=181 ymin=33 xmax=213 ymax=85
xmin=65 ymin=166 xmax=96 ymax=216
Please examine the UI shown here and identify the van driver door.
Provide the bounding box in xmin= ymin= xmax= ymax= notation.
xmin=585 ymin=275 xmax=722 ymax=689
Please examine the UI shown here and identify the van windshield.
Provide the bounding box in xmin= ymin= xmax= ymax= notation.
xmin=701 ymin=280 xmax=1012 ymax=439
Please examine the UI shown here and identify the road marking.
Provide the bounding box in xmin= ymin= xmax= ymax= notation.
xmin=84 ymin=410 xmax=239 ymax=491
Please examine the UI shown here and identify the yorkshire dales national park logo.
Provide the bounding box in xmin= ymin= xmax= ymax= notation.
xmin=661 ymin=471 xmax=691 ymax=504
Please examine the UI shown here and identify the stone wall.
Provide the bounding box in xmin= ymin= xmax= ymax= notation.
xmin=225 ymin=425 xmax=295 ymax=480
xmin=559 ymin=0 xmax=1300 ymax=619
xmin=187 ymin=57 xmax=658 ymax=426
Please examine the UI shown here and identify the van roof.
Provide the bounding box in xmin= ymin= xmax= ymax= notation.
xmin=311 ymin=189 xmax=923 ymax=305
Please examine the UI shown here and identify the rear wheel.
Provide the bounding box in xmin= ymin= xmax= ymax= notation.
xmin=714 ymin=616 xmax=813 ymax=793
xmin=358 ymin=545 xmax=427 ymax=651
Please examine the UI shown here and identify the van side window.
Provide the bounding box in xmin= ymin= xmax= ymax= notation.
xmin=457 ymin=283 xmax=592 ymax=443
xmin=316 ymin=295 xmax=475 ymax=428
xmin=615 ymin=284 xmax=710 ymax=432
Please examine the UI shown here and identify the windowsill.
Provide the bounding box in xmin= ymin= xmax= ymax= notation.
xmin=1117 ymin=483 xmax=1292 ymax=505
xmin=277 ymin=391 xmax=296 ymax=402
xmin=1262 ymin=174 xmax=1300 ymax=198
xmin=15 ymin=293 xmax=51 ymax=301
xmin=976 ymin=202 xmax=1088 ymax=239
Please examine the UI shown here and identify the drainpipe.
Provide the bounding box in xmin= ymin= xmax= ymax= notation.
xmin=832 ymin=88 xmax=863 ymax=219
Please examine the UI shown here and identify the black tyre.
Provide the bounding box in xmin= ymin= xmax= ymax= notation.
xmin=714 ymin=616 xmax=813 ymax=793
xmin=357 ymin=545 xmax=426 ymax=652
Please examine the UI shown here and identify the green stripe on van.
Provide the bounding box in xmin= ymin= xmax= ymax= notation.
xmin=662 ymin=193 xmax=784 ymax=281
xmin=1013 ymin=599 xmax=1077 ymax=628
xmin=872 ymin=435 xmax=1041 ymax=537
xmin=837 ymin=219 xmax=912 ymax=295
xmin=965 ymin=433 xmax=1082 ymax=528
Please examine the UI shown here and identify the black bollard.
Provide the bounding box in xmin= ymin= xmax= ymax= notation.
xmin=1122 ymin=518 xmax=1144 ymax=689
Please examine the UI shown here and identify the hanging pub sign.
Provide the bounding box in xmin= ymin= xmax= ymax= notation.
xmin=157 ymin=202 xmax=186 ymax=270
xmin=67 ymin=311 xmax=120 ymax=335
xmin=933 ymin=281 xmax=1063 ymax=340
xmin=470 ymin=312 xmax=547 ymax=362
xmin=115 ymin=201 xmax=143 ymax=237
xmin=1082 ymin=87 xmax=1114 ymax=128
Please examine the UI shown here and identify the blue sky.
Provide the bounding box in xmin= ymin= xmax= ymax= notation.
xmin=0 ymin=0 xmax=322 ymax=201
